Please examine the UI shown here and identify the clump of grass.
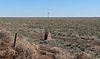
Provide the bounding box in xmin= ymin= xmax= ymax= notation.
xmin=0 ymin=30 xmax=15 ymax=59
xmin=75 ymin=52 xmax=92 ymax=59
xmin=0 ymin=30 xmax=38 ymax=59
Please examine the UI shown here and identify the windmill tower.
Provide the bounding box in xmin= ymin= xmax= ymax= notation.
xmin=47 ymin=12 xmax=50 ymax=20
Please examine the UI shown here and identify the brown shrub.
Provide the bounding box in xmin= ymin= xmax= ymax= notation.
xmin=0 ymin=30 xmax=13 ymax=48
xmin=0 ymin=30 xmax=35 ymax=59
xmin=0 ymin=30 xmax=15 ymax=59
xmin=15 ymin=38 xmax=40 ymax=59
xmin=66 ymin=49 xmax=73 ymax=59
xmin=37 ymin=45 xmax=67 ymax=59
xmin=76 ymin=52 xmax=92 ymax=59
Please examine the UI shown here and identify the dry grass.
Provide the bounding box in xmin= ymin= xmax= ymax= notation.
xmin=75 ymin=52 xmax=92 ymax=59
xmin=0 ymin=30 xmax=15 ymax=59
xmin=0 ymin=30 xmax=67 ymax=59
xmin=0 ymin=17 xmax=100 ymax=59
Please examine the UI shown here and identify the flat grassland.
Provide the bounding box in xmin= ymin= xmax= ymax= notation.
xmin=0 ymin=17 xmax=100 ymax=59
xmin=0 ymin=17 xmax=100 ymax=39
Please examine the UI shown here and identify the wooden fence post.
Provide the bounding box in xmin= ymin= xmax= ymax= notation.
xmin=13 ymin=33 xmax=17 ymax=47
xmin=13 ymin=33 xmax=17 ymax=59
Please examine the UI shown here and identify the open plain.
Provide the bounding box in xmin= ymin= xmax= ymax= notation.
xmin=0 ymin=17 xmax=100 ymax=59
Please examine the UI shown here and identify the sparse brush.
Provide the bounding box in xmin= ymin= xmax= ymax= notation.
xmin=0 ymin=30 xmax=40 ymax=59
xmin=0 ymin=30 xmax=15 ymax=59
xmin=1 ymin=18 xmax=100 ymax=59
xmin=15 ymin=38 xmax=40 ymax=59
xmin=0 ymin=30 xmax=67 ymax=59
xmin=37 ymin=45 xmax=67 ymax=59
xmin=75 ymin=52 xmax=92 ymax=59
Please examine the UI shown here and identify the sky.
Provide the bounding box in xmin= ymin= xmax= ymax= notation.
xmin=0 ymin=0 xmax=100 ymax=17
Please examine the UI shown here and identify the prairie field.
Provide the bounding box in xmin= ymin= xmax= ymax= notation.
xmin=0 ymin=17 xmax=100 ymax=59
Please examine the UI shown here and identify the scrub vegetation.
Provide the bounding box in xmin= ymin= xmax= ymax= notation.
xmin=0 ymin=17 xmax=100 ymax=59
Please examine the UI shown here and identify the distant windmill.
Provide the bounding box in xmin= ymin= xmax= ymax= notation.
xmin=47 ymin=12 xmax=50 ymax=20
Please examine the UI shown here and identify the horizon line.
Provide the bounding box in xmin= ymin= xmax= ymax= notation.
xmin=0 ymin=16 xmax=100 ymax=17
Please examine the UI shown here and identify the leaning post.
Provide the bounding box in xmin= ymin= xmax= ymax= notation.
xmin=13 ymin=33 xmax=17 ymax=48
